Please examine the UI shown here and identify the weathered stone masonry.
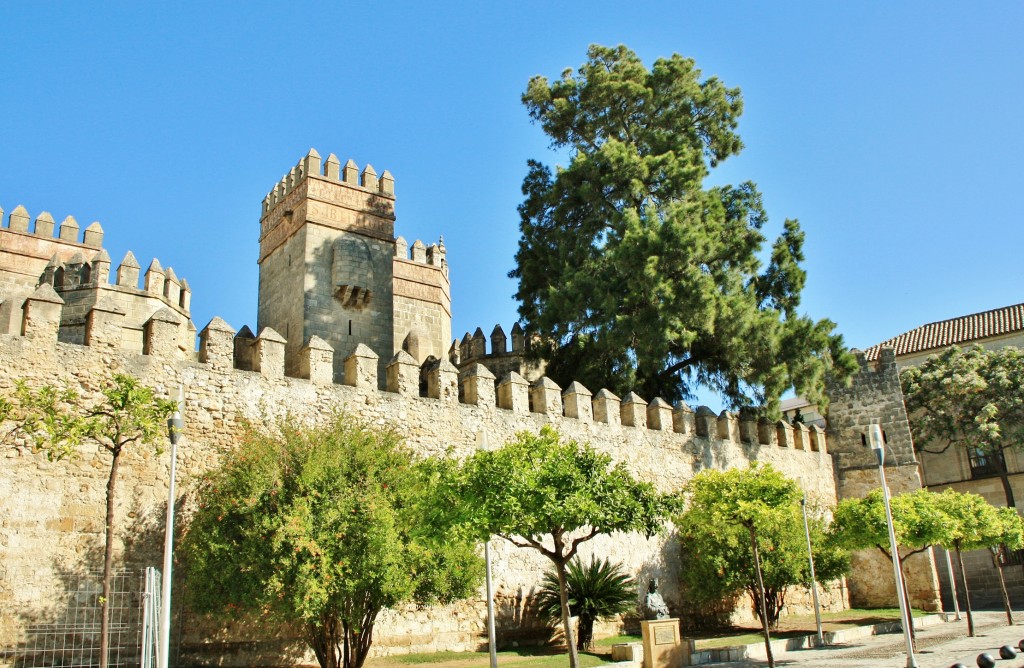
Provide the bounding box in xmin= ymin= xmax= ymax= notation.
xmin=0 ymin=294 xmax=840 ymax=663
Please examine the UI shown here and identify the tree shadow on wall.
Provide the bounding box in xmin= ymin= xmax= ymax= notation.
xmin=2 ymin=502 xmax=169 ymax=668
xmin=476 ymin=585 xmax=557 ymax=652
xmin=1 ymin=494 xmax=309 ymax=668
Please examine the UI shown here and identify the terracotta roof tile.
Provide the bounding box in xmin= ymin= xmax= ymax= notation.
xmin=864 ymin=302 xmax=1024 ymax=360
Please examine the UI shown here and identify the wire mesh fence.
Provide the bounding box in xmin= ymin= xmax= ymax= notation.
xmin=0 ymin=566 xmax=157 ymax=668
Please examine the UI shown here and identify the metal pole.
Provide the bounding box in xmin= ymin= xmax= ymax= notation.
xmin=944 ymin=548 xmax=961 ymax=620
xmin=484 ymin=541 xmax=498 ymax=668
xmin=871 ymin=424 xmax=918 ymax=668
xmin=477 ymin=431 xmax=498 ymax=668
xmin=159 ymin=388 xmax=184 ymax=668
xmin=799 ymin=480 xmax=824 ymax=646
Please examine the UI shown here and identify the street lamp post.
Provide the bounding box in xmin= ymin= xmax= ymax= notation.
xmin=798 ymin=478 xmax=824 ymax=646
xmin=159 ymin=387 xmax=184 ymax=668
xmin=476 ymin=431 xmax=498 ymax=668
xmin=867 ymin=423 xmax=918 ymax=668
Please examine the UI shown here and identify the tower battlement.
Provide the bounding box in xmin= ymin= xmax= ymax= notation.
xmin=257 ymin=150 xmax=449 ymax=384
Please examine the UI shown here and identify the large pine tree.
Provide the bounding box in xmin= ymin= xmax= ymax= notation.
xmin=511 ymin=44 xmax=855 ymax=412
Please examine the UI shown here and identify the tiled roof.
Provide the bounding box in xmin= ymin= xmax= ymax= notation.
xmin=864 ymin=302 xmax=1024 ymax=360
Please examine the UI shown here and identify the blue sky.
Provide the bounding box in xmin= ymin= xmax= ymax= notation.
xmin=2 ymin=3 xmax=1022 ymax=406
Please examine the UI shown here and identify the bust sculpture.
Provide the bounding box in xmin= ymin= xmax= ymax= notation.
xmin=643 ymin=578 xmax=670 ymax=620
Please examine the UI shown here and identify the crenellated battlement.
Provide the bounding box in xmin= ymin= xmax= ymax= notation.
xmin=4 ymin=296 xmax=829 ymax=455
xmin=0 ymin=204 xmax=105 ymax=248
xmin=450 ymin=322 xmax=544 ymax=383
xmin=261 ymin=148 xmax=395 ymax=220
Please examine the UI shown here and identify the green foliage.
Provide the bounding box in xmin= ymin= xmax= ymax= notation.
xmin=3 ymin=374 xmax=175 ymax=668
xmin=932 ymin=489 xmax=1003 ymax=552
xmin=455 ymin=426 xmax=675 ymax=668
xmin=534 ymin=557 xmax=636 ymax=650
xmin=457 ymin=427 xmax=675 ymax=545
xmin=181 ymin=414 xmax=482 ymax=668
xmin=676 ymin=465 xmax=848 ymax=627
xmin=832 ymin=488 xmax=951 ymax=561
xmin=901 ymin=346 xmax=1024 ymax=458
xmin=511 ymin=43 xmax=856 ymax=413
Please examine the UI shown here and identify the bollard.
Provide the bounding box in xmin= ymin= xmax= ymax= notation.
xmin=950 ymin=664 xmax=967 ymax=668
xmin=999 ymin=645 xmax=1017 ymax=660
xmin=1019 ymin=639 xmax=1024 ymax=653
xmin=976 ymin=652 xmax=995 ymax=668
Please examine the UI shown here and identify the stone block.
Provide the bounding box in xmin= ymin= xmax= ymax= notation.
xmin=809 ymin=424 xmax=827 ymax=453
xmin=143 ymin=307 xmax=183 ymax=358
xmin=386 ymin=350 xmax=420 ymax=396
xmin=344 ymin=343 xmax=379 ymax=389
xmin=793 ymin=422 xmax=810 ymax=450
xmin=673 ymin=402 xmax=694 ymax=435
xmin=58 ymin=215 xmax=79 ymax=242
xmin=593 ymin=389 xmax=621 ymax=425
xmin=300 ymin=335 xmax=334 ymax=385
xmin=84 ymin=299 xmax=125 ymax=349
xmin=198 ymin=317 xmax=236 ymax=370
xmin=460 ymin=363 xmax=496 ymax=408
xmin=21 ymin=284 xmax=64 ymax=341
xmin=694 ymin=406 xmax=716 ymax=438
xmin=647 ymin=397 xmax=673 ymax=431
xmin=621 ymin=392 xmax=647 ymax=428
xmin=758 ymin=417 xmax=778 ymax=446
xmin=34 ymin=212 xmax=55 ymax=238
xmin=562 ymin=381 xmax=593 ymax=422
xmin=426 ymin=358 xmax=458 ymax=401
xmin=254 ymin=327 xmax=286 ymax=379
xmin=739 ymin=414 xmax=758 ymax=444
xmin=717 ymin=411 xmax=739 ymax=442
xmin=497 ymin=372 xmax=529 ymax=413
xmin=776 ymin=420 xmax=795 ymax=449
xmin=530 ymin=376 xmax=563 ymax=416
xmin=8 ymin=205 xmax=29 ymax=233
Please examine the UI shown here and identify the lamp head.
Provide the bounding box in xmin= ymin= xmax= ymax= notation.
xmin=867 ymin=423 xmax=884 ymax=451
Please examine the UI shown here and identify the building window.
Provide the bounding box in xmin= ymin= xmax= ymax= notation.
xmin=999 ymin=545 xmax=1024 ymax=566
xmin=968 ymin=447 xmax=1005 ymax=479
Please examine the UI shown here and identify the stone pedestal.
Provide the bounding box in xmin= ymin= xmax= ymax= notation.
xmin=640 ymin=619 xmax=688 ymax=668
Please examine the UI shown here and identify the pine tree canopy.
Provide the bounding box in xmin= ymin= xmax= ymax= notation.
xmin=511 ymin=44 xmax=856 ymax=413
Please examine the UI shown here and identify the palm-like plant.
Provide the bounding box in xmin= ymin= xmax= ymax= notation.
xmin=534 ymin=557 xmax=637 ymax=651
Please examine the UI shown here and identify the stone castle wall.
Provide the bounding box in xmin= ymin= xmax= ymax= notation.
xmin=0 ymin=295 xmax=843 ymax=665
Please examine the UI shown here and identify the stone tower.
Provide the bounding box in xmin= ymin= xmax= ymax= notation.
xmin=257 ymin=149 xmax=450 ymax=385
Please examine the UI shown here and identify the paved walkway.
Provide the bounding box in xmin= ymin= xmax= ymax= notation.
xmin=712 ymin=612 xmax=1024 ymax=668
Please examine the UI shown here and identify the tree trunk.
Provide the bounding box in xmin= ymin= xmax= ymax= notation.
xmin=343 ymin=614 xmax=377 ymax=668
xmin=555 ymin=559 xmax=580 ymax=668
xmin=748 ymin=527 xmax=775 ymax=668
xmin=956 ymin=547 xmax=975 ymax=637
xmin=99 ymin=450 xmax=121 ymax=668
xmin=996 ymin=453 xmax=1017 ymax=509
xmin=307 ymin=615 xmax=342 ymax=668
xmin=577 ymin=614 xmax=595 ymax=651
xmin=991 ymin=549 xmax=1015 ymax=625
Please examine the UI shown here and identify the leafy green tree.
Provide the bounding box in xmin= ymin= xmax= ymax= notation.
xmin=832 ymin=488 xmax=950 ymax=646
xmin=677 ymin=471 xmax=847 ymax=630
xmin=511 ymin=43 xmax=856 ymax=413
xmin=986 ymin=507 xmax=1024 ymax=625
xmin=933 ymin=489 xmax=1014 ymax=636
xmin=534 ymin=557 xmax=636 ymax=651
xmin=676 ymin=464 xmax=844 ymax=668
xmin=181 ymin=414 xmax=482 ymax=668
xmin=455 ymin=427 xmax=674 ymax=668
xmin=901 ymin=345 xmax=1024 ymax=508
xmin=7 ymin=374 xmax=175 ymax=668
